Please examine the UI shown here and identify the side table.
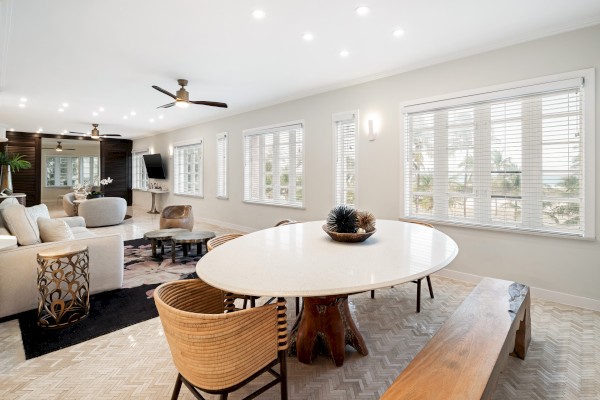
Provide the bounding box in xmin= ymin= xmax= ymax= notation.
xmin=171 ymin=231 xmax=216 ymax=262
xmin=36 ymin=245 xmax=90 ymax=328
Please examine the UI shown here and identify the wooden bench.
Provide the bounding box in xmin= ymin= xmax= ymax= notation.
xmin=381 ymin=277 xmax=531 ymax=400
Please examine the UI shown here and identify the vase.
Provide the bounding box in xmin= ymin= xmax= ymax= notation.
xmin=0 ymin=165 xmax=12 ymax=194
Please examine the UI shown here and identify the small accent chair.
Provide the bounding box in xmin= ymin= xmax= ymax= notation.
xmin=62 ymin=193 xmax=76 ymax=217
xmin=160 ymin=205 xmax=194 ymax=231
xmin=370 ymin=220 xmax=435 ymax=313
xmin=273 ymin=220 xmax=302 ymax=315
xmin=78 ymin=197 xmax=127 ymax=227
xmin=154 ymin=279 xmax=288 ymax=400
xmin=206 ymin=233 xmax=256 ymax=309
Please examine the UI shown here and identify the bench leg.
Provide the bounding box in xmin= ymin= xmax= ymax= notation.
xmin=416 ymin=279 xmax=422 ymax=313
xmin=512 ymin=296 xmax=531 ymax=359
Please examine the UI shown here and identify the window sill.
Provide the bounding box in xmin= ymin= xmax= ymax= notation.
xmin=243 ymin=200 xmax=305 ymax=210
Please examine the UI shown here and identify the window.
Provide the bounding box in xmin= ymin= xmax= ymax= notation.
xmin=216 ymin=133 xmax=228 ymax=199
xmin=243 ymin=121 xmax=304 ymax=208
xmin=333 ymin=111 xmax=357 ymax=206
xmin=132 ymin=149 xmax=149 ymax=190
xmin=403 ymin=70 xmax=595 ymax=238
xmin=173 ymin=140 xmax=203 ymax=197
xmin=45 ymin=156 xmax=99 ymax=187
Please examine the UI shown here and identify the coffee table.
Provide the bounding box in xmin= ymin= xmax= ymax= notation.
xmin=171 ymin=231 xmax=216 ymax=262
xmin=143 ymin=228 xmax=188 ymax=258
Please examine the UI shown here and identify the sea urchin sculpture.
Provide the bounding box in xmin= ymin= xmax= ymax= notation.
xmin=326 ymin=205 xmax=357 ymax=233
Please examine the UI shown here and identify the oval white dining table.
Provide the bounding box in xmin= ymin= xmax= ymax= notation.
xmin=196 ymin=219 xmax=459 ymax=366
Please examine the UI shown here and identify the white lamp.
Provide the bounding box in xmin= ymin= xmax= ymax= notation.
xmin=0 ymin=124 xmax=8 ymax=142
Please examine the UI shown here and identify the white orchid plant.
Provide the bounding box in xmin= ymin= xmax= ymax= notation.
xmin=87 ymin=177 xmax=114 ymax=197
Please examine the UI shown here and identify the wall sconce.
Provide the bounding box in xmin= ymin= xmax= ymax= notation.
xmin=169 ymin=145 xmax=173 ymax=158
xmin=368 ymin=119 xmax=378 ymax=141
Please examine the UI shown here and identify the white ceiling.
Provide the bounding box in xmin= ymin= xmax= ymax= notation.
xmin=1 ymin=0 xmax=599 ymax=139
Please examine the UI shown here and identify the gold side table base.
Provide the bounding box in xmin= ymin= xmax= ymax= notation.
xmin=37 ymin=246 xmax=90 ymax=329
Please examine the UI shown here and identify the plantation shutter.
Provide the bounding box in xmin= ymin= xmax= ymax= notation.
xmin=173 ymin=141 xmax=203 ymax=197
xmin=243 ymin=122 xmax=304 ymax=208
xmin=404 ymin=76 xmax=590 ymax=238
xmin=132 ymin=149 xmax=148 ymax=190
xmin=333 ymin=112 xmax=357 ymax=206
xmin=216 ymin=133 xmax=228 ymax=199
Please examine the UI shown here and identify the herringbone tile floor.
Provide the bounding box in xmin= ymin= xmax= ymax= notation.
xmin=0 ymin=206 xmax=598 ymax=399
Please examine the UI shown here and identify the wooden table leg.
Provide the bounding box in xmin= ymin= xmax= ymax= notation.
xmin=150 ymin=239 xmax=157 ymax=258
xmin=290 ymin=295 xmax=368 ymax=367
xmin=172 ymin=240 xmax=176 ymax=262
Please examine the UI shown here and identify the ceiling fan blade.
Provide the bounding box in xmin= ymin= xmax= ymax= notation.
xmin=157 ymin=102 xmax=176 ymax=108
xmin=101 ymin=134 xmax=122 ymax=137
xmin=68 ymin=131 xmax=89 ymax=135
xmin=190 ymin=100 xmax=228 ymax=108
xmin=152 ymin=85 xmax=177 ymax=99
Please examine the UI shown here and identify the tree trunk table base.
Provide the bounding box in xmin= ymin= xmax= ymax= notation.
xmin=289 ymin=295 xmax=368 ymax=367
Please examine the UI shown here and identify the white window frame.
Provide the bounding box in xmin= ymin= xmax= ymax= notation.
xmin=173 ymin=138 xmax=204 ymax=198
xmin=132 ymin=148 xmax=149 ymax=190
xmin=216 ymin=132 xmax=228 ymax=199
xmin=243 ymin=120 xmax=305 ymax=209
xmin=400 ymin=69 xmax=595 ymax=239
xmin=332 ymin=111 xmax=358 ymax=207
xmin=44 ymin=155 xmax=100 ymax=188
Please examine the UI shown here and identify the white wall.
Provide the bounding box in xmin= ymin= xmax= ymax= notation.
xmin=134 ymin=25 xmax=600 ymax=304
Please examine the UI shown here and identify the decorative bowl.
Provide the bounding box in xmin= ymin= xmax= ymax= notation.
xmin=322 ymin=224 xmax=376 ymax=243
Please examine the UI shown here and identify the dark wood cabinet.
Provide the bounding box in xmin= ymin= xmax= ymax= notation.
xmin=1 ymin=133 xmax=41 ymax=206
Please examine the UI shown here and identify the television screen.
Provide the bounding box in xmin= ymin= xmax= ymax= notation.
xmin=143 ymin=154 xmax=166 ymax=179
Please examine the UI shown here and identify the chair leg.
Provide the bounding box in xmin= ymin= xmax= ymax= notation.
xmin=279 ymin=350 xmax=288 ymax=400
xmin=250 ymin=297 xmax=256 ymax=308
xmin=243 ymin=296 xmax=248 ymax=309
xmin=416 ymin=278 xmax=422 ymax=313
xmin=370 ymin=290 xmax=375 ymax=299
xmin=426 ymin=275 xmax=434 ymax=299
xmin=220 ymin=394 xmax=228 ymax=400
xmin=295 ymin=297 xmax=300 ymax=315
xmin=171 ymin=374 xmax=183 ymax=400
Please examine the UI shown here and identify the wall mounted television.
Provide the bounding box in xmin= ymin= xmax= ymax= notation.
xmin=143 ymin=154 xmax=167 ymax=179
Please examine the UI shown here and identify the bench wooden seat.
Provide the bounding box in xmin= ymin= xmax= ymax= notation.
xmin=381 ymin=277 xmax=531 ymax=400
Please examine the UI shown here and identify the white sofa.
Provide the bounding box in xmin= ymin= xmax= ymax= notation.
xmin=0 ymin=199 xmax=124 ymax=318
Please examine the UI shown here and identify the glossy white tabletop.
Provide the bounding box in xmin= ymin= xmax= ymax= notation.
xmin=196 ymin=220 xmax=459 ymax=297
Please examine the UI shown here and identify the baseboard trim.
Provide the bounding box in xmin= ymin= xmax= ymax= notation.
xmin=195 ymin=216 xmax=255 ymax=233
xmin=436 ymin=269 xmax=600 ymax=311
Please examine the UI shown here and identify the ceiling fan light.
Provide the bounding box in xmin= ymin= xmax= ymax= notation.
xmin=56 ymin=142 xmax=63 ymax=151
xmin=175 ymin=100 xmax=190 ymax=108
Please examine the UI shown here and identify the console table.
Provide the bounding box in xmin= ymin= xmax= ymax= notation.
xmin=147 ymin=189 xmax=169 ymax=214
xmin=0 ymin=193 xmax=26 ymax=205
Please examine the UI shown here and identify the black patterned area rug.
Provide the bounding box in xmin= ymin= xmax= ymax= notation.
xmin=13 ymin=238 xmax=200 ymax=359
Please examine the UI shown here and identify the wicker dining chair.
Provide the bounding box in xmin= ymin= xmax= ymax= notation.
xmin=370 ymin=220 xmax=435 ymax=313
xmin=273 ymin=220 xmax=302 ymax=315
xmin=154 ymin=279 xmax=289 ymax=400
xmin=206 ymin=233 xmax=257 ymax=309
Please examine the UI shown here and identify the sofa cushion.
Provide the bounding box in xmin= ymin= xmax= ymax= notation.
xmin=37 ymin=217 xmax=75 ymax=242
xmin=26 ymin=203 xmax=51 ymax=223
xmin=71 ymin=226 xmax=97 ymax=239
xmin=0 ymin=198 xmax=19 ymax=230
xmin=0 ymin=204 xmax=41 ymax=245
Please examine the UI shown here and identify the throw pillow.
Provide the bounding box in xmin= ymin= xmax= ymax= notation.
xmin=26 ymin=203 xmax=51 ymax=223
xmin=0 ymin=198 xmax=19 ymax=231
xmin=0 ymin=203 xmax=41 ymax=245
xmin=37 ymin=217 xmax=75 ymax=242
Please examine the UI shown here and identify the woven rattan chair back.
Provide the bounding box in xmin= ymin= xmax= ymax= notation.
xmin=155 ymin=279 xmax=289 ymax=399
xmin=206 ymin=233 xmax=245 ymax=252
xmin=274 ymin=219 xmax=301 ymax=226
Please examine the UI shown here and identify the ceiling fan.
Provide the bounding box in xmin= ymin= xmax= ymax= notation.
xmin=152 ymin=79 xmax=228 ymax=109
xmin=42 ymin=141 xmax=75 ymax=152
xmin=69 ymin=124 xmax=122 ymax=138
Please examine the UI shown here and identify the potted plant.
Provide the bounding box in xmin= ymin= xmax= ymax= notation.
xmin=87 ymin=177 xmax=113 ymax=199
xmin=0 ymin=150 xmax=32 ymax=195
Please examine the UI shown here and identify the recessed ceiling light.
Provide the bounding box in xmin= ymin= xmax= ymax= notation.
xmin=58 ymin=108 xmax=64 ymax=112
xmin=393 ymin=28 xmax=405 ymax=37
xmin=18 ymin=103 xmax=25 ymax=108
xmin=302 ymin=32 xmax=314 ymax=41
xmin=9 ymin=128 xmax=14 ymax=132
xmin=123 ymin=115 xmax=129 ymax=120
xmin=355 ymin=6 xmax=370 ymax=16
xmin=158 ymin=115 xmax=164 ymax=120
xmin=19 ymin=97 xmax=27 ymax=103
xmin=62 ymin=102 xmax=69 ymax=108
xmin=36 ymin=128 xmax=43 ymax=133
xmin=61 ymin=130 xmax=66 ymax=135
xmin=92 ymin=112 xmax=98 ymax=116
xmin=252 ymin=9 xmax=265 ymax=19
xmin=149 ymin=118 xmax=155 ymax=123
xmin=339 ymin=50 xmax=350 ymax=57
xmin=99 ymin=107 xmax=105 ymax=112
xmin=130 ymin=111 xmax=136 ymax=116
